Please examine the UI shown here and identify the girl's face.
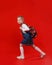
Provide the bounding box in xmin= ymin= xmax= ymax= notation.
xmin=17 ymin=17 xmax=24 ymax=24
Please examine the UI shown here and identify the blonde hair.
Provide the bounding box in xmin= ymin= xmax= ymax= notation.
xmin=17 ymin=16 xmax=24 ymax=19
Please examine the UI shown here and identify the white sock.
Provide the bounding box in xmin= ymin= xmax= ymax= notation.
xmin=20 ymin=46 xmax=24 ymax=57
xmin=34 ymin=46 xmax=45 ymax=55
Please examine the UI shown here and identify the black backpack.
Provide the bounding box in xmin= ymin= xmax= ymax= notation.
xmin=29 ymin=26 xmax=37 ymax=38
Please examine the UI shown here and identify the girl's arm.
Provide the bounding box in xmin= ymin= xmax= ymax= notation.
xmin=20 ymin=27 xmax=30 ymax=32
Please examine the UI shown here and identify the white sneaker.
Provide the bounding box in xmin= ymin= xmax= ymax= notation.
xmin=40 ymin=53 xmax=46 ymax=58
xmin=16 ymin=56 xmax=24 ymax=59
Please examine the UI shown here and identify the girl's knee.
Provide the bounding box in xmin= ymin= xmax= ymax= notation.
xmin=20 ymin=43 xmax=23 ymax=47
xmin=32 ymin=44 xmax=36 ymax=48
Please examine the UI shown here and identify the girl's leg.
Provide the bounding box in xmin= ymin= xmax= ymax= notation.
xmin=17 ymin=43 xmax=24 ymax=59
xmin=32 ymin=44 xmax=46 ymax=58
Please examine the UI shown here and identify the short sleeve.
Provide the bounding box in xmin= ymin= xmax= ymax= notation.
xmin=21 ymin=24 xmax=30 ymax=32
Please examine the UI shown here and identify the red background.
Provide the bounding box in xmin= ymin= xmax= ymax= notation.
xmin=0 ymin=0 xmax=52 ymax=65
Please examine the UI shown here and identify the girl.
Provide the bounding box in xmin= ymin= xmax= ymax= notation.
xmin=17 ymin=16 xmax=46 ymax=59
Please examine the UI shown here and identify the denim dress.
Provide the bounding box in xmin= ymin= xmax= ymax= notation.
xmin=21 ymin=31 xmax=33 ymax=46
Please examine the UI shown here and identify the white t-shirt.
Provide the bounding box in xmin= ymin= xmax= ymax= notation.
xmin=21 ymin=24 xmax=30 ymax=33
